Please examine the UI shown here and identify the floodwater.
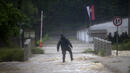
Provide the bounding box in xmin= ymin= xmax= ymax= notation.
xmin=0 ymin=37 xmax=114 ymax=73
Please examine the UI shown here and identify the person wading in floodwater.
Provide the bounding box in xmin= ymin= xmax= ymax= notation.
xmin=57 ymin=34 xmax=73 ymax=63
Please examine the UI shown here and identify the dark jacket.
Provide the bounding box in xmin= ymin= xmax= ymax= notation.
xmin=57 ymin=35 xmax=72 ymax=51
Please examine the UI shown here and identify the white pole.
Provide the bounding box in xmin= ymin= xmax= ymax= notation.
xmin=40 ymin=11 xmax=43 ymax=42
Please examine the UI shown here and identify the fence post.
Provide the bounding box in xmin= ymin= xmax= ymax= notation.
xmin=24 ymin=39 xmax=31 ymax=61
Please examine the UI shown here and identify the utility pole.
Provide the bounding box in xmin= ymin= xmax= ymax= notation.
xmin=40 ymin=11 xmax=43 ymax=47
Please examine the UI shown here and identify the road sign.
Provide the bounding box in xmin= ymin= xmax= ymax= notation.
xmin=113 ymin=16 xmax=122 ymax=26
xmin=113 ymin=16 xmax=122 ymax=56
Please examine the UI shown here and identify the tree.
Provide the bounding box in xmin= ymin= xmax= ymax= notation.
xmin=0 ymin=0 xmax=25 ymax=46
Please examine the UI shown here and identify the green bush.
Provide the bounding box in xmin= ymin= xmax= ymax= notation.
xmin=100 ymin=48 xmax=105 ymax=56
xmin=36 ymin=34 xmax=49 ymax=46
xmin=31 ymin=47 xmax=44 ymax=54
xmin=120 ymin=42 xmax=130 ymax=50
xmin=0 ymin=48 xmax=24 ymax=62
xmin=112 ymin=40 xmax=130 ymax=51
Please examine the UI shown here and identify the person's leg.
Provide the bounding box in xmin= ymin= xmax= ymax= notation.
xmin=62 ymin=51 xmax=66 ymax=63
xmin=68 ymin=50 xmax=73 ymax=61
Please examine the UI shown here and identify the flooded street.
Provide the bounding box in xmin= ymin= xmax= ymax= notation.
xmin=0 ymin=0 xmax=128 ymax=72
xmin=0 ymin=38 xmax=114 ymax=73
xmin=0 ymin=54 xmax=113 ymax=73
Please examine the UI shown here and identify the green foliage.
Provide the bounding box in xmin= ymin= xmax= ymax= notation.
xmin=128 ymin=65 xmax=130 ymax=73
xmin=83 ymin=48 xmax=105 ymax=56
xmin=99 ymin=48 xmax=105 ymax=56
xmin=42 ymin=34 xmax=49 ymax=42
xmin=5 ymin=0 xmax=128 ymax=34
xmin=112 ymin=39 xmax=130 ymax=51
xmin=83 ymin=48 xmax=95 ymax=54
xmin=0 ymin=0 xmax=25 ymax=46
xmin=0 ymin=48 xmax=24 ymax=62
xmin=6 ymin=0 xmax=128 ymax=30
xmin=36 ymin=34 xmax=49 ymax=46
xmin=7 ymin=0 xmax=39 ymax=29
xmin=0 ymin=0 xmax=128 ymax=47
xmin=31 ymin=47 xmax=44 ymax=54
xmin=20 ymin=0 xmax=38 ymax=29
xmin=112 ymin=44 xmax=117 ymax=50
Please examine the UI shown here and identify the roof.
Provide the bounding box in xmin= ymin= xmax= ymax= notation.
xmin=89 ymin=29 xmax=107 ymax=34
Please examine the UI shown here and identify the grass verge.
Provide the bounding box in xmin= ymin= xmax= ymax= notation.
xmin=83 ymin=48 xmax=95 ymax=54
xmin=0 ymin=48 xmax=24 ymax=62
xmin=112 ymin=40 xmax=130 ymax=51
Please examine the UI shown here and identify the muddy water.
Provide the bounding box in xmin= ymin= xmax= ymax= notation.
xmin=0 ymin=54 xmax=113 ymax=73
xmin=0 ymin=38 xmax=114 ymax=73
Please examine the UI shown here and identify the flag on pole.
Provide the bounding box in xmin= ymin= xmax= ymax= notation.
xmin=86 ymin=5 xmax=95 ymax=21
xmin=86 ymin=6 xmax=91 ymax=20
xmin=91 ymin=5 xmax=95 ymax=20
